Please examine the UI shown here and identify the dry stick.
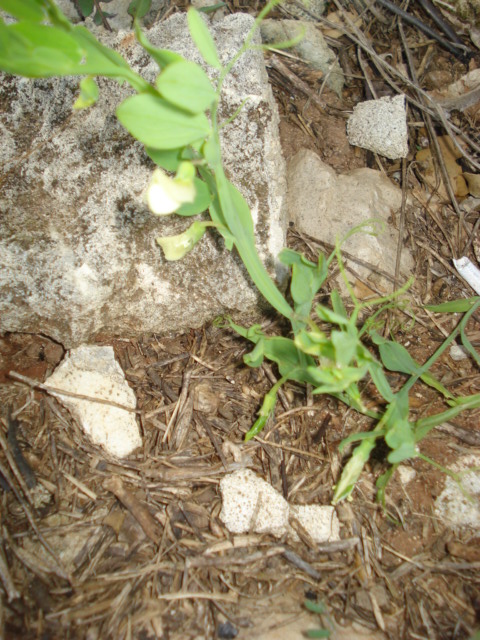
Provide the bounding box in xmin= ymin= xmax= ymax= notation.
xmin=375 ymin=0 xmax=470 ymax=58
xmin=8 ymin=371 xmax=139 ymax=413
xmin=0 ymin=430 xmax=36 ymax=510
xmin=400 ymin=19 xmax=465 ymax=253
xmin=267 ymin=55 xmax=327 ymax=115
xmin=103 ymin=475 xmax=162 ymax=543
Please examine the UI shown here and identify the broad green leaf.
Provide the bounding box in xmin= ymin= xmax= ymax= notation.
xmin=78 ymin=0 xmax=94 ymax=17
xmin=73 ymin=76 xmax=99 ymax=109
xmin=378 ymin=340 xmax=420 ymax=375
xmin=116 ymin=94 xmax=211 ymax=149
xmin=146 ymin=147 xmax=184 ymax=172
xmin=0 ymin=0 xmax=46 ymax=21
xmin=134 ymin=20 xmax=185 ymax=69
xmin=0 ymin=23 xmax=83 ymax=77
xmin=187 ymin=7 xmax=222 ymax=70
xmin=426 ymin=297 xmax=480 ymax=313
xmin=176 ymin=178 xmax=212 ymax=216
xmin=157 ymin=61 xmax=216 ymax=114
xmin=331 ymin=330 xmax=357 ymax=366
xmin=128 ymin=0 xmax=151 ymax=18
xmin=376 ymin=337 xmax=454 ymax=399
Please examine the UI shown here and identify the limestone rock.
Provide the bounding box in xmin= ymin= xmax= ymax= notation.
xmin=0 ymin=13 xmax=287 ymax=347
xmin=347 ymin=94 xmax=408 ymax=159
xmin=219 ymin=468 xmax=340 ymax=542
xmin=45 ymin=345 xmax=141 ymax=457
xmin=287 ymin=148 xmax=413 ymax=289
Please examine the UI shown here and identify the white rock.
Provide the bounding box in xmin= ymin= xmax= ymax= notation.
xmin=347 ymin=94 xmax=408 ymax=159
xmin=45 ymin=346 xmax=141 ymax=457
xmin=397 ymin=465 xmax=416 ymax=485
xmin=287 ymin=148 xmax=413 ymax=288
xmin=434 ymin=454 xmax=480 ymax=530
xmin=219 ymin=469 xmax=340 ymax=543
xmin=290 ymin=504 xmax=340 ymax=543
xmin=450 ymin=344 xmax=469 ymax=361
xmin=220 ymin=469 xmax=289 ymax=537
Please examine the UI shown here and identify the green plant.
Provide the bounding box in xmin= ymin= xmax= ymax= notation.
xmin=303 ymin=599 xmax=331 ymax=638
xmin=1 ymin=0 xmax=479 ymax=505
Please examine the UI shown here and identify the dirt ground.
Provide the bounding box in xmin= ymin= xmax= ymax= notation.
xmin=1 ymin=1 xmax=480 ymax=638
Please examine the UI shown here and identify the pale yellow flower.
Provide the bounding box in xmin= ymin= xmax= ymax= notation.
xmin=146 ymin=162 xmax=196 ymax=215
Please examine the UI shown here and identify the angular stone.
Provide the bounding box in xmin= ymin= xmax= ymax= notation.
xmin=347 ymin=95 xmax=408 ymax=160
xmin=287 ymin=148 xmax=413 ymax=290
xmin=45 ymin=346 xmax=141 ymax=457
xmin=0 ymin=13 xmax=287 ymax=347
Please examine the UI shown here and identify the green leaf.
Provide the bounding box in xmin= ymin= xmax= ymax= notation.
xmin=304 ymin=600 xmax=327 ymax=615
xmin=146 ymin=147 xmax=183 ymax=172
xmin=71 ymin=25 xmax=137 ymax=77
xmin=383 ymin=393 xmax=416 ymax=463
xmin=331 ymin=330 xmax=357 ymax=367
xmin=175 ymin=178 xmax=212 ymax=216
xmin=116 ymin=94 xmax=211 ymax=150
xmin=0 ymin=23 xmax=83 ymax=77
xmin=315 ymin=304 xmax=350 ymax=327
xmin=73 ymin=76 xmax=99 ymax=110
xmin=305 ymin=630 xmax=331 ymax=639
xmin=0 ymin=0 xmax=46 ymax=21
xmin=332 ymin=437 xmax=376 ymax=504
xmin=128 ymin=0 xmax=151 ymax=19
xmin=375 ymin=337 xmax=454 ymax=399
xmin=198 ymin=2 xmax=227 ymax=12
xmin=156 ymin=61 xmax=216 ymax=114
xmin=425 ymin=297 xmax=480 ymax=313
xmin=187 ymin=7 xmax=222 ymax=70
xmin=134 ymin=19 xmax=185 ymax=69
xmin=77 ymin=0 xmax=94 ymax=17
xmin=367 ymin=361 xmax=395 ymax=402
xmin=331 ymin=289 xmax=348 ymax=318
xmin=280 ymin=249 xmax=327 ymax=318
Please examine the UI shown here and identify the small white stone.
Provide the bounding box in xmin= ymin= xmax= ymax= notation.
xmin=450 ymin=344 xmax=469 ymax=361
xmin=45 ymin=346 xmax=141 ymax=457
xmin=397 ymin=465 xmax=416 ymax=485
xmin=347 ymin=94 xmax=408 ymax=159
xmin=290 ymin=504 xmax=340 ymax=543
xmin=219 ymin=469 xmax=289 ymax=537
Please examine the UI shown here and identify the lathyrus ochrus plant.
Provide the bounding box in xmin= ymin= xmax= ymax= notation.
xmin=2 ymin=0 xmax=480 ymax=506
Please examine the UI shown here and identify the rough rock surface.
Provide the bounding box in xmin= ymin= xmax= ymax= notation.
xmin=45 ymin=346 xmax=141 ymax=457
xmin=347 ymin=94 xmax=408 ymax=159
xmin=219 ymin=468 xmax=341 ymax=542
xmin=287 ymin=148 xmax=413 ymax=289
xmin=0 ymin=13 xmax=287 ymax=347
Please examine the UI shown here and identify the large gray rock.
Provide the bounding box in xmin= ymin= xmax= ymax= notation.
xmin=0 ymin=13 xmax=287 ymax=347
